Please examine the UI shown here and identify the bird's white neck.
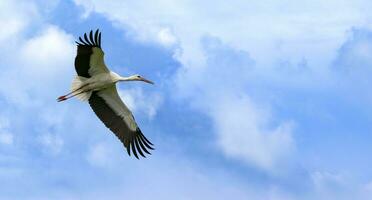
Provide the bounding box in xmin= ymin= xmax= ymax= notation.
xmin=118 ymin=75 xmax=137 ymax=82
xmin=111 ymin=72 xmax=136 ymax=82
xmin=111 ymin=72 xmax=154 ymax=84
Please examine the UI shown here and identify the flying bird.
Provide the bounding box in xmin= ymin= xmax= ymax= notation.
xmin=57 ymin=29 xmax=154 ymax=159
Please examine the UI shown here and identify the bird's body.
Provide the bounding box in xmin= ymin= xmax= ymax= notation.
xmin=76 ymin=72 xmax=118 ymax=93
xmin=58 ymin=30 xmax=154 ymax=159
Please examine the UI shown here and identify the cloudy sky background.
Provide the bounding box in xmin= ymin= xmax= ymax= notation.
xmin=1 ymin=0 xmax=372 ymax=199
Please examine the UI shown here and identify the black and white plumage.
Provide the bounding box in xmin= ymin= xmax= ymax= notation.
xmin=58 ymin=29 xmax=154 ymax=159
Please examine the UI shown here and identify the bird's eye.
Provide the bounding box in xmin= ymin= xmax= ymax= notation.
xmin=137 ymin=75 xmax=141 ymax=78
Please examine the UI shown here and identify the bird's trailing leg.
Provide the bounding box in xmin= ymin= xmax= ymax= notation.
xmin=57 ymin=95 xmax=68 ymax=102
xmin=57 ymin=89 xmax=91 ymax=102
xmin=57 ymin=84 xmax=89 ymax=102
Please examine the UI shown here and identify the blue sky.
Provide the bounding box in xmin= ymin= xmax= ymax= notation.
xmin=1 ymin=0 xmax=372 ymax=199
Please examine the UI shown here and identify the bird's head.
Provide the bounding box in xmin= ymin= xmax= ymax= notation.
xmin=129 ymin=74 xmax=154 ymax=84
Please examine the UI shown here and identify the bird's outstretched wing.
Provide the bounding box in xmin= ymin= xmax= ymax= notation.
xmin=75 ymin=29 xmax=109 ymax=78
xmin=88 ymin=86 xmax=154 ymax=158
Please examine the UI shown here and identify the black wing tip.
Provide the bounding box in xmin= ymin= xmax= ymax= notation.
xmin=125 ymin=129 xmax=154 ymax=159
xmin=75 ymin=29 xmax=102 ymax=48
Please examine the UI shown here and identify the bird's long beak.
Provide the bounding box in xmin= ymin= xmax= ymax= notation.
xmin=140 ymin=77 xmax=154 ymax=84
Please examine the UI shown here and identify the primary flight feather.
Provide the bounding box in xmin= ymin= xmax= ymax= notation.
xmin=57 ymin=29 xmax=154 ymax=159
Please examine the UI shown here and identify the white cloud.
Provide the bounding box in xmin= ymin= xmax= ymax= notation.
xmin=21 ymin=26 xmax=74 ymax=70
xmin=0 ymin=0 xmax=38 ymax=42
xmin=171 ymin=36 xmax=296 ymax=172
xmin=80 ymin=150 xmax=294 ymax=200
xmin=0 ymin=25 xmax=75 ymax=107
xmin=212 ymin=95 xmax=294 ymax=171
xmin=307 ymin=171 xmax=372 ymax=200
xmin=0 ymin=11 xmax=74 ymax=153
xmin=73 ymin=0 xmax=372 ymax=68
xmin=311 ymin=171 xmax=347 ymax=191
xmin=157 ymin=27 xmax=178 ymax=47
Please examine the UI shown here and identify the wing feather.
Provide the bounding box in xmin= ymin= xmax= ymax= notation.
xmin=88 ymin=86 xmax=154 ymax=158
xmin=94 ymin=30 xmax=99 ymax=46
xmin=89 ymin=30 xmax=94 ymax=45
xmin=84 ymin=33 xmax=92 ymax=45
xmin=74 ymin=29 xmax=109 ymax=77
xmin=134 ymin=137 xmax=146 ymax=158
xmin=98 ymin=32 xmax=102 ymax=47
xmin=137 ymin=138 xmax=151 ymax=154
xmin=79 ymin=36 xmax=88 ymax=45
xmin=131 ymin=140 xmax=139 ymax=159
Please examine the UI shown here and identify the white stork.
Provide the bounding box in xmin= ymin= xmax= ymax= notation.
xmin=57 ymin=29 xmax=154 ymax=159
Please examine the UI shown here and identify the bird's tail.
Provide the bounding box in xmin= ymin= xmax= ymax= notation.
xmin=71 ymin=76 xmax=91 ymax=101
